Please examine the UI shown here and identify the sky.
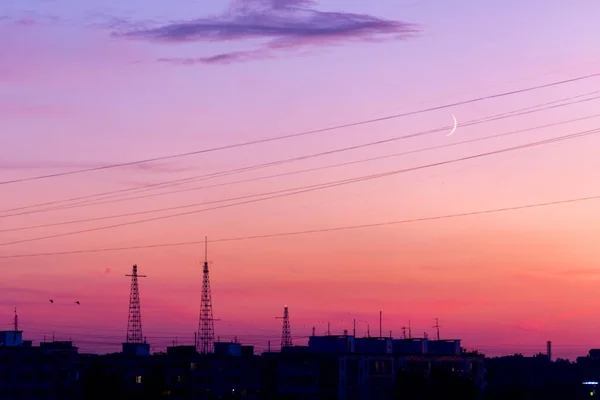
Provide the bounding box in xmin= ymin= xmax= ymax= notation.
xmin=1 ymin=0 xmax=600 ymax=359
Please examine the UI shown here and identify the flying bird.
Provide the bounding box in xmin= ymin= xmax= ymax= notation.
xmin=75 ymin=301 xmax=80 ymax=305
xmin=49 ymin=299 xmax=54 ymax=303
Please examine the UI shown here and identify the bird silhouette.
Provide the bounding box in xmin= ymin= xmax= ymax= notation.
xmin=75 ymin=301 xmax=80 ymax=305
xmin=49 ymin=299 xmax=54 ymax=303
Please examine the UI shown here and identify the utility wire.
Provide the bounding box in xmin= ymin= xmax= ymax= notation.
xmin=1 ymin=182 xmax=352 ymax=231
xmin=2 ymin=128 xmax=596 ymax=246
xmin=2 ymin=71 xmax=600 ymax=186
xmin=6 ymin=91 xmax=600 ymax=215
xmin=3 ymin=113 xmax=600 ymax=233
xmin=3 ymin=92 xmax=600 ymax=218
xmin=1 ymin=128 xmax=598 ymax=254
xmin=3 ymin=187 xmax=598 ymax=258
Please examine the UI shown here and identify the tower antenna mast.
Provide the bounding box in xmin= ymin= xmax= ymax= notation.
xmin=197 ymin=237 xmax=217 ymax=354
xmin=276 ymin=305 xmax=293 ymax=348
xmin=126 ymin=264 xmax=146 ymax=343
xmin=433 ymin=317 xmax=441 ymax=341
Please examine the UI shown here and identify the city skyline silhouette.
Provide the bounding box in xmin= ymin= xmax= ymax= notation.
xmin=2 ymin=0 xmax=600 ymax=365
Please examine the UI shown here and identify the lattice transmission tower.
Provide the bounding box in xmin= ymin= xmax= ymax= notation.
xmin=197 ymin=237 xmax=216 ymax=354
xmin=278 ymin=305 xmax=293 ymax=348
xmin=126 ymin=264 xmax=146 ymax=343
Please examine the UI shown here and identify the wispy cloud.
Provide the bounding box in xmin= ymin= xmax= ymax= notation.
xmin=419 ymin=265 xmax=444 ymax=271
xmin=0 ymin=160 xmax=190 ymax=174
xmin=0 ymin=286 xmax=50 ymax=297
xmin=556 ymin=310 xmax=593 ymax=319
xmin=114 ymin=0 xmax=419 ymax=65
xmin=15 ymin=18 xmax=37 ymax=26
xmin=0 ymin=285 xmax=98 ymax=303
xmin=0 ymin=102 xmax=65 ymax=117
xmin=505 ymin=320 xmax=546 ymax=333
xmin=554 ymin=269 xmax=600 ymax=276
xmin=0 ymin=12 xmax=60 ymax=27
xmin=158 ymin=49 xmax=273 ymax=65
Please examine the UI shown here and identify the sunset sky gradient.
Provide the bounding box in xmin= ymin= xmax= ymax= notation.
xmin=2 ymin=0 xmax=600 ymax=359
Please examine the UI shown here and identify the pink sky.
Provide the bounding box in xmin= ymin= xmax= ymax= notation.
xmin=2 ymin=0 xmax=600 ymax=359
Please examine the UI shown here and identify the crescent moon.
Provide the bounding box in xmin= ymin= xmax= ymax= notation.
xmin=447 ymin=114 xmax=457 ymax=137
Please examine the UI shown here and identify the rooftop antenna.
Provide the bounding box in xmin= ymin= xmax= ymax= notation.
xmin=13 ymin=307 xmax=18 ymax=332
xmin=125 ymin=264 xmax=146 ymax=343
xmin=353 ymin=319 xmax=356 ymax=337
xmin=367 ymin=324 xmax=370 ymax=338
xmin=408 ymin=318 xmax=412 ymax=339
xmin=327 ymin=321 xmax=331 ymax=336
xmin=402 ymin=326 xmax=406 ymax=339
xmin=379 ymin=311 xmax=382 ymax=338
xmin=433 ymin=318 xmax=441 ymax=340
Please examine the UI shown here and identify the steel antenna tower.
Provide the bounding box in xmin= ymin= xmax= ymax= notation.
xmin=433 ymin=318 xmax=442 ymax=340
xmin=126 ymin=264 xmax=146 ymax=343
xmin=197 ymin=237 xmax=216 ymax=354
xmin=276 ymin=305 xmax=293 ymax=348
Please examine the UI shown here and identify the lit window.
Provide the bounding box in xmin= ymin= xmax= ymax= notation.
xmin=135 ymin=376 xmax=142 ymax=384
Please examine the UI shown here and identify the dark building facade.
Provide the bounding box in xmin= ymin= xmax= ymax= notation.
xmin=0 ymin=339 xmax=82 ymax=400
xmin=1 ymin=329 xmax=485 ymax=399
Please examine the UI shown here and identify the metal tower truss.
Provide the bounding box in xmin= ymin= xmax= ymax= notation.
xmin=280 ymin=306 xmax=293 ymax=348
xmin=197 ymin=238 xmax=216 ymax=354
xmin=126 ymin=264 xmax=146 ymax=343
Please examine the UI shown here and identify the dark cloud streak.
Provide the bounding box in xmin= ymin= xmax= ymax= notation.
xmin=158 ymin=49 xmax=272 ymax=65
xmin=114 ymin=0 xmax=419 ymax=65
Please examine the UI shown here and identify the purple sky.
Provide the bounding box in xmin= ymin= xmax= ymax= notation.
xmin=2 ymin=1 xmax=600 ymax=358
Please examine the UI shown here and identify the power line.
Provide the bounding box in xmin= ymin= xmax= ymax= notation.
xmin=4 ymin=175 xmax=598 ymax=256
xmin=0 ymin=186 xmax=322 ymax=232
xmin=1 ymin=127 xmax=596 ymax=247
xmin=3 ymin=113 xmax=600 ymax=233
xmin=3 ymin=92 xmax=600 ymax=218
xmin=2 ymin=71 xmax=600 ymax=186
xmin=7 ymin=91 xmax=600 ymax=215
xmin=2 ymin=170 xmax=600 ymax=257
